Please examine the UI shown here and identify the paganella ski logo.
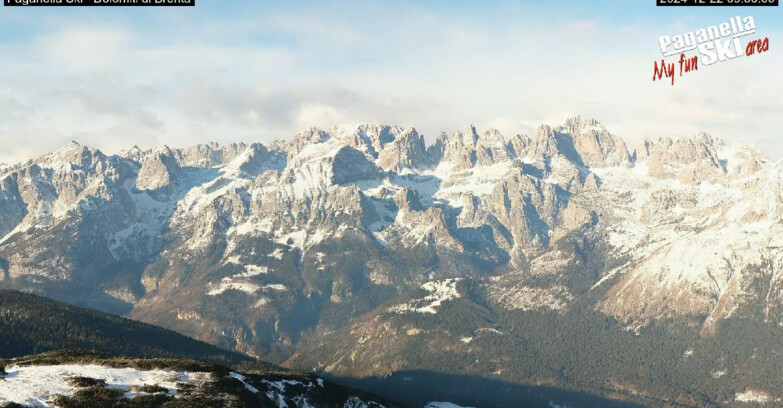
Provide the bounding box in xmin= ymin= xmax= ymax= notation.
xmin=653 ymin=16 xmax=770 ymax=85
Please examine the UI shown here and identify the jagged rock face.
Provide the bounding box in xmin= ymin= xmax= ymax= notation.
xmin=136 ymin=147 xmax=180 ymax=191
xmin=377 ymin=128 xmax=427 ymax=172
xmin=0 ymin=176 xmax=26 ymax=239
xmin=475 ymin=129 xmax=513 ymax=165
xmin=557 ymin=116 xmax=631 ymax=167
xmin=442 ymin=127 xmax=479 ymax=170
xmin=333 ymin=147 xmax=381 ymax=184
xmin=173 ymin=142 xmax=249 ymax=167
xmin=0 ymin=117 xmax=780 ymax=376
xmin=635 ymin=132 xmax=725 ymax=182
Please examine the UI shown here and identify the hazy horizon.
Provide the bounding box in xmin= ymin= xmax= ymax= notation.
xmin=2 ymin=115 xmax=774 ymax=166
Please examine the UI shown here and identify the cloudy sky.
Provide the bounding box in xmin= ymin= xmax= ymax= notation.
xmin=0 ymin=0 xmax=781 ymax=163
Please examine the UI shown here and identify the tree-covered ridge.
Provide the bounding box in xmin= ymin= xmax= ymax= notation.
xmin=0 ymin=290 xmax=258 ymax=368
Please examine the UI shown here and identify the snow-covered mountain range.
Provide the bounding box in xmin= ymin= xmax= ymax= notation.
xmin=1 ymin=116 xmax=781 ymax=406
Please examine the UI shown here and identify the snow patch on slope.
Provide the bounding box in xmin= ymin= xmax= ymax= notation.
xmin=735 ymin=389 xmax=772 ymax=403
xmin=207 ymin=280 xmax=260 ymax=296
xmin=431 ymin=161 xmax=513 ymax=207
xmin=388 ymin=279 xmax=462 ymax=314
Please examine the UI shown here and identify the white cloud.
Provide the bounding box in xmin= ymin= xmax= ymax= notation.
xmin=0 ymin=3 xmax=781 ymax=163
xmin=38 ymin=26 xmax=129 ymax=71
xmin=563 ymin=20 xmax=596 ymax=33
xmin=296 ymin=104 xmax=345 ymax=129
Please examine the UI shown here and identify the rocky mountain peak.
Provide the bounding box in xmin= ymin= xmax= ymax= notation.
xmin=527 ymin=125 xmax=560 ymax=160
xmin=474 ymin=129 xmax=512 ymax=165
xmin=135 ymin=146 xmax=180 ymax=191
xmin=554 ymin=117 xmax=630 ymax=168
xmin=723 ymin=142 xmax=767 ymax=178
xmin=377 ymin=127 xmax=426 ymax=172
xmin=326 ymin=123 xmax=405 ymax=160
xmin=425 ymin=132 xmax=448 ymax=166
xmin=119 ymin=145 xmax=144 ymax=161
xmin=634 ymin=132 xmax=725 ymax=180
xmin=559 ymin=115 xmax=605 ymax=135
xmin=45 ymin=140 xmax=105 ymax=169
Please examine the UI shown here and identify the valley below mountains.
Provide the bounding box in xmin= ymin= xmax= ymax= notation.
xmin=2 ymin=116 xmax=782 ymax=407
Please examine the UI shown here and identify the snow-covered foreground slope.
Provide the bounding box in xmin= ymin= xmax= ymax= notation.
xmin=0 ymin=354 xmax=396 ymax=408
xmin=0 ymin=364 xmax=209 ymax=407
